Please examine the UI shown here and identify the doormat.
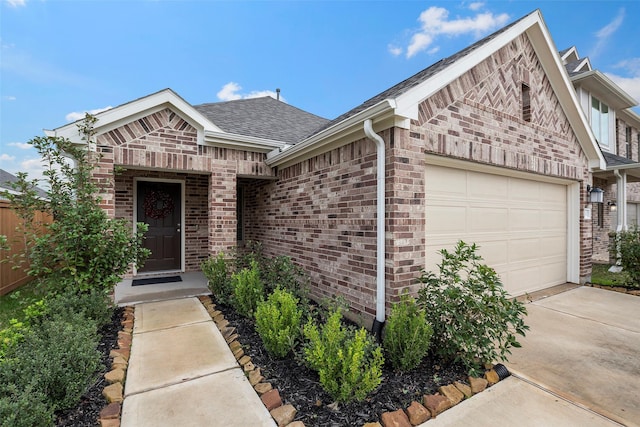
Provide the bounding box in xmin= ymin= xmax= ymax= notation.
xmin=132 ymin=275 xmax=182 ymax=286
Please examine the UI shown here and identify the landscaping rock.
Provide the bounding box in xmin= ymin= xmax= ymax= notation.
xmin=249 ymin=368 xmax=264 ymax=386
xmin=285 ymin=422 xmax=305 ymax=427
xmin=363 ymin=423 xmax=383 ymax=427
xmin=454 ymin=381 xmax=472 ymax=398
xmin=422 ymin=394 xmax=452 ymax=417
xmin=254 ymin=382 xmax=273 ymax=395
xmin=229 ymin=340 xmax=242 ymax=352
xmin=469 ymin=376 xmax=488 ymax=394
xmin=109 ymin=348 xmax=130 ymax=360
xmin=261 ymin=388 xmax=283 ymax=411
xmin=485 ymin=369 xmax=500 ymax=385
xmin=103 ymin=382 xmax=124 ymax=403
xmin=238 ymin=355 xmax=251 ymax=366
xmin=271 ymin=404 xmax=297 ymax=427
xmin=233 ymin=346 xmax=245 ymax=360
xmin=100 ymin=419 xmax=120 ymax=427
xmin=99 ymin=402 xmax=121 ymax=420
xmin=380 ymin=408 xmax=411 ymax=427
xmin=243 ymin=361 xmax=256 ymax=373
xmin=104 ymin=368 xmax=126 ymax=384
xmin=225 ymin=333 xmax=239 ymax=344
xmin=405 ymin=401 xmax=431 ymax=425
xmin=439 ymin=384 xmax=464 ymax=405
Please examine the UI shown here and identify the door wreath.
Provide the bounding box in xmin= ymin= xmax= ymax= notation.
xmin=143 ymin=189 xmax=174 ymax=220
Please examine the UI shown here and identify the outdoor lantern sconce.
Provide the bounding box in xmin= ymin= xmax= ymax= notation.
xmin=587 ymin=185 xmax=604 ymax=203
xmin=608 ymin=201 xmax=617 ymax=212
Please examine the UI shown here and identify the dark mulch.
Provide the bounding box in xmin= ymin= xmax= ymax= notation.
xmin=222 ymin=304 xmax=468 ymax=427
xmin=55 ymin=307 xmax=124 ymax=427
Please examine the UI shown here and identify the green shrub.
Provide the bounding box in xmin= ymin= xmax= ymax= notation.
xmin=255 ymin=288 xmax=302 ymax=358
xmin=383 ymin=295 xmax=433 ymax=371
xmin=262 ymin=255 xmax=310 ymax=301
xmin=617 ymin=228 xmax=640 ymax=289
xmin=0 ymin=383 xmax=54 ymax=427
xmin=416 ymin=241 xmax=529 ymax=375
xmin=231 ymin=261 xmax=264 ymax=317
xmin=201 ymin=252 xmax=232 ymax=304
xmin=303 ymin=310 xmax=384 ymax=402
xmin=1 ymin=311 xmax=101 ymax=411
xmin=45 ymin=289 xmax=113 ymax=327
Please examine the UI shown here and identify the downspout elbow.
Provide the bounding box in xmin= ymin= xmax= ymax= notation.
xmin=363 ymin=119 xmax=386 ymax=340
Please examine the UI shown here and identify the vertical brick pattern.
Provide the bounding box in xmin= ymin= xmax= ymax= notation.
xmin=94 ymin=107 xmax=275 ymax=274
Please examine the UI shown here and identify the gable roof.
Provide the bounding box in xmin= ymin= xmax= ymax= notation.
xmin=267 ymin=9 xmax=605 ymax=170
xmin=194 ymin=97 xmax=329 ymax=144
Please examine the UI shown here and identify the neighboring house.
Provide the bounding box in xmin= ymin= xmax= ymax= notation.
xmin=560 ymin=48 xmax=640 ymax=263
xmin=0 ymin=169 xmax=48 ymax=200
xmin=46 ymin=10 xmax=605 ymax=326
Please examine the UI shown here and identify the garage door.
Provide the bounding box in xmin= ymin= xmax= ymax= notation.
xmin=425 ymin=164 xmax=567 ymax=296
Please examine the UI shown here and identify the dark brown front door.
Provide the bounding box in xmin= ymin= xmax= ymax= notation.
xmin=137 ymin=181 xmax=181 ymax=272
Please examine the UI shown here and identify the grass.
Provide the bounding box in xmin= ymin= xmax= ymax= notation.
xmin=590 ymin=263 xmax=629 ymax=287
xmin=0 ymin=280 xmax=42 ymax=328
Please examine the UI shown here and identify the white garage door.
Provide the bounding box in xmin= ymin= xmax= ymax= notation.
xmin=425 ymin=164 xmax=567 ymax=296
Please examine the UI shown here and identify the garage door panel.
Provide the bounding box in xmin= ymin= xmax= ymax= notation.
xmin=425 ymin=165 xmax=568 ymax=296
xmin=470 ymin=208 xmax=509 ymax=232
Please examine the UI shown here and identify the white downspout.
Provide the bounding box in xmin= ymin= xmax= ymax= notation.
xmin=363 ymin=119 xmax=386 ymax=337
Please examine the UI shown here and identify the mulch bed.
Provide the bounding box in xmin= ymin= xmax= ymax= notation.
xmin=55 ymin=307 xmax=123 ymax=427
xmin=221 ymin=303 xmax=468 ymax=427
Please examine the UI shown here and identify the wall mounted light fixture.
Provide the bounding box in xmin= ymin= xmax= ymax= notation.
xmin=608 ymin=201 xmax=617 ymax=212
xmin=587 ymin=185 xmax=604 ymax=203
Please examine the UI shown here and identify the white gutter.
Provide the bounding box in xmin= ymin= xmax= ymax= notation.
xmin=363 ymin=119 xmax=386 ymax=334
xmin=614 ymin=169 xmax=627 ymax=232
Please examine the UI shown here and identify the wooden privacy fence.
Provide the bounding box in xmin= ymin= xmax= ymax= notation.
xmin=0 ymin=200 xmax=52 ymax=295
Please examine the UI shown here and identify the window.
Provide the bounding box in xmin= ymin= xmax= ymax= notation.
xmin=591 ymin=97 xmax=610 ymax=147
xmin=521 ymin=83 xmax=531 ymax=122
xmin=626 ymin=126 xmax=633 ymax=159
xmin=597 ymin=202 xmax=604 ymax=228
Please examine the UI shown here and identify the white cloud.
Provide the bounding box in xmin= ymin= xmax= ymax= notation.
xmin=8 ymin=142 xmax=32 ymax=150
xmin=3 ymin=95 xmax=16 ymax=101
xmin=388 ymin=44 xmax=403 ymax=56
xmin=404 ymin=6 xmax=510 ymax=58
xmin=468 ymin=2 xmax=485 ymax=12
xmin=5 ymin=0 xmax=27 ymax=8
xmin=0 ymin=153 xmax=16 ymax=162
xmin=590 ymin=8 xmax=625 ymax=59
xmin=605 ymin=57 xmax=640 ymax=104
xmin=216 ymin=82 xmax=286 ymax=102
xmin=65 ymin=106 xmax=113 ymax=122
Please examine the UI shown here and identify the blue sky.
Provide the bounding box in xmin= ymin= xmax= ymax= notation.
xmin=1 ymin=0 xmax=639 ymax=184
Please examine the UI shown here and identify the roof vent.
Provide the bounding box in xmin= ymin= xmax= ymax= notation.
xmin=276 ymin=88 xmax=281 ymax=101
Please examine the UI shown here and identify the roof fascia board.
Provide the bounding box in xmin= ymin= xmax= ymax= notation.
xmin=44 ymin=89 xmax=221 ymax=145
xmin=618 ymin=108 xmax=640 ymax=127
xmin=265 ymin=99 xmax=396 ymax=167
xmin=560 ymin=46 xmax=578 ymax=62
xmin=524 ymin=14 xmax=605 ymax=170
xmin=204 ymin=131 xmax=287 ymax=153
xmin=571 ymin=70 xmax=638 ymax=108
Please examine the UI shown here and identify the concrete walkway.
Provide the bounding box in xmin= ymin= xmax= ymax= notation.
xmin=422 ymin=286 xmax=639 ymax=427
xmin=120 ymin=297 xmax=275 ymax=427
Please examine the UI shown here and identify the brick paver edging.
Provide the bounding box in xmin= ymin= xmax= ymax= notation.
xmin=98 ymin=305 xmax=134 ymax=427
xmin=197 ymin=295 xmax=507 ymax=427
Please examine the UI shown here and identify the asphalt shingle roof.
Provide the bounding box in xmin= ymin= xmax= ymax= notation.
xmin=0 ymin=169 xmax=48 ymax=198
xmin=602 ymin=151 xmax=639 ymax=167
xmin=194 ymin=97 xmax=329 ymax=144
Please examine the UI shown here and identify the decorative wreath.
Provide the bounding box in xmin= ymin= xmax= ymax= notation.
xmin=143 ymin=190 xmax=174 ymax=220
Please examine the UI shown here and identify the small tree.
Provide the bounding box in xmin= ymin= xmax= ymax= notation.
xmin=2 ymin=114 xmax=149 ymax=294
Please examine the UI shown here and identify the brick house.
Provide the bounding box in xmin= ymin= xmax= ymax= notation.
xmin=559 ymin=47 xmax=640 ymax=263
xmin=46 ymin=10 xmax=606 ymax=326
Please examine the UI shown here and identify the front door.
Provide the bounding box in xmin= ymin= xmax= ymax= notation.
xmin=137 ymin=181 xmax=182 ymax=272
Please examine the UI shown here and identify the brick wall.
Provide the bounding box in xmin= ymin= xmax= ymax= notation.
xmin=94 ymin=107 xmax=275 ymax=274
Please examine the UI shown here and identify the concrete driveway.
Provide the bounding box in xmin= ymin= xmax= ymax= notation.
xmin=424 ymin=286 xmax=639 ymax=427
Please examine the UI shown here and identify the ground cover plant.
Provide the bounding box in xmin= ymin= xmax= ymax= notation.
xmin=590 ymin=263 xmax=630 ymax=287
xmin=614 ymin=228 xmax=640 ymax=289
